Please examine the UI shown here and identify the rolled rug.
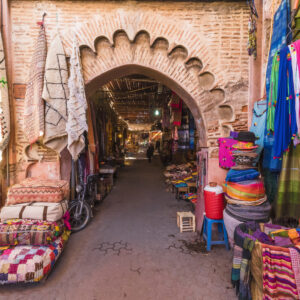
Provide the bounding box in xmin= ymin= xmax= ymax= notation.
xmin=223 ymin=209 xmax=242 ymax=247
xmin=224 ymin=193 xmax=267 ymax=206
xmin=225 ymin=201 xmax=271 ymax=223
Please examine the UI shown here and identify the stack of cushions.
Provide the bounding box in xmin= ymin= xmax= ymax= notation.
xmin=222 ymin=132 xmax=271 ymax=246
xmin=0 ymin=177 xmax=70 ymax=285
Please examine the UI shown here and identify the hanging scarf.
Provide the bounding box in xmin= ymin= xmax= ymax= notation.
xmin=0 ymin=32 xmax=10 ymax=160
xmin=66 ymin=36 xmax=88 ymax=161
xmin=273 ymin=46 xmax=297 ymax=159
xmin=23 ymin=25 xmax=47 ymax=144
xmin=42 ymin=34 xmax=69 ymax=153
xmin=289 ymin=43 xmax=300 ymax=137
xmin=267 ymin=53 xmax=279 ymax=132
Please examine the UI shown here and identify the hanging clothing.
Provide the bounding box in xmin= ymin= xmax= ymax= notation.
xmin=275 ymin=144 xmax=300 ymax=220
xmin=250 ymin=100 xmax=267 ymax=147
xmin=23 ymin=25 xmax=47 ymax=144
xmin=289 ymin=43 xmax=300 ymax=136
xmin=273 ymin=46 xmax=297 ymax=159
xmin=267 ymin=54 xmax=279 ymax=133
xmin=66 ymin=36 xmax=88 ymax=161
xmin=0 ymin=32 xmax=10 ymax=158
xmin=265 ymin=0 xmax=291 ymax=101
xmin=42 ymin=34 xmax=69 ymax=153
xmin=264 ymin=0 xmax=290 ymax=172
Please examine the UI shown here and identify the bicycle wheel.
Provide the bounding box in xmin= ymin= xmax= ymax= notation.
xmin=69 ymin=201 xmax=92 ymax=232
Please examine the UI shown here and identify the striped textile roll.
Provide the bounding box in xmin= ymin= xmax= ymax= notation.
xmin=262 ymin=244 xmax=299 ymax=299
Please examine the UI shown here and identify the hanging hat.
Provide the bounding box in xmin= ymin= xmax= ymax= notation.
xmin=233 ymin=141 xmax=258 ymax=150
xmin=237 ymin=131 xmax=258 ymax=143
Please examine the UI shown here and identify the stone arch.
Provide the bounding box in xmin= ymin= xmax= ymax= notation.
xmin=60 ymin=12 xmax=233 ymax=149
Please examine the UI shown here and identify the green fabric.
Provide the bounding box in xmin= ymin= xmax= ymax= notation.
xmin=262 ymin=168 xmax=279 ymax=204
xmin=267 ymin=52 xmax=280 ymax=132
xmin=275 ymin=144 xmax=300 ymax=219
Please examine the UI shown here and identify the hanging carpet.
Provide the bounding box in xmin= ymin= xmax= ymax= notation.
xmin=42 ymin=34 xmax=69 ymax=153
xmin=66 ymin=36 xmax=88 ymax=161
xmin=23 ymin=25 xmax=47 ymax=144
xmin=0 ymin=32 xmax=10 ymax=157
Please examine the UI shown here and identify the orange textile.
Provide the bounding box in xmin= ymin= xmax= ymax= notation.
xmin=7 ymin=178 xmax=69 ymax=205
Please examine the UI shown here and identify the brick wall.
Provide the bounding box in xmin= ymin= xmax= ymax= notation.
xmin=8 ymin=0 xmax=250 ymax=181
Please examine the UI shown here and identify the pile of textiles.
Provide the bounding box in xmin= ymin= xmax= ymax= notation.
xmin=182 ymin=193 xmax=197 ymax=205
xmin=164 ymin=162 xmax=197 ymax=187
xmin=0 ymin=177 xmax=70 ymax=285
xmin=232 ymin=222 xmax=300 ymax=300
xmin=222 ymin=132 xmax=271 ymax=246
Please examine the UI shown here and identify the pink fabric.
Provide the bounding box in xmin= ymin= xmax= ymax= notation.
xmin=289 ymin=245 xmax=300 ymax=297
xmin=218 ymin=138 xmax=238 ymax=169
xmin=293 ymin=40 xmax=300 ymax=74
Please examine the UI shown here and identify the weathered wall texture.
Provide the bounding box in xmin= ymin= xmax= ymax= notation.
xmin=8 ymin=0 xmax=250 ymax=183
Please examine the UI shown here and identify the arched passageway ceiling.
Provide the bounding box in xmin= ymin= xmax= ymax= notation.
xmin=61 ymin=12 xmax=247 ymax=149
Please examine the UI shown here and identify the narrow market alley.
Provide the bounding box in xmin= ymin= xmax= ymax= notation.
xmin=0 ymin=157 xmax=235 ymax=300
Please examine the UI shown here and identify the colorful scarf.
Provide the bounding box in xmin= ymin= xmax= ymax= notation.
xmin=274 ymin=46 xmax=297 ymax=159
xmin=267 ymin=53 xmax=280 ymax=132
xmin=66 ymin=35 xmax=88 ymax=160
xmin=23 ymin=25 xmax=47 ymax=144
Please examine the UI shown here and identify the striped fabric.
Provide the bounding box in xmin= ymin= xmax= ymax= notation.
xmin=262 ymin=244 xmax=299 ymax=299
xmin=224 ymin=180 xmax=265 ymax=201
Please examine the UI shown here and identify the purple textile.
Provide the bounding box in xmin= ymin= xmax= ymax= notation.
xmin=230 ymin=131 xmax=239 ymax=139
xmin=218 ymin=138 xmax=238 ymax=169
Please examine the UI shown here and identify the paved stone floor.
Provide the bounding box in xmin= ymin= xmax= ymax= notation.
xmin=0 ymin=157 xmax=235 ymax=300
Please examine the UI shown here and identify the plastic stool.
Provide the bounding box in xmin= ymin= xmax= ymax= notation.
xmin=203 ymin=216 xmax=229 ymax=251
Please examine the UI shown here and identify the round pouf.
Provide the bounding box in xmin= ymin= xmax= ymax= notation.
xmin=204 ymin=183 xmax=224 ymax=220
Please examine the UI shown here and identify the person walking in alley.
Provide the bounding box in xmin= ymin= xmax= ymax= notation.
xmin=147 ymin=143 xmax=154 ymax=163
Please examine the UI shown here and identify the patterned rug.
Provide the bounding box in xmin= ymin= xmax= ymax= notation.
xmin=42 ymin=34 xmax=69 ymax=153
xmin=0 ymin=32 xmax=10 ymax=157
xmin=66 ymin=35 xmax=88 ymax=160
xmin=0 ymin=233 xmax=69 ymax=284
xmin=23 ymin=25 xmax=47 ymax=144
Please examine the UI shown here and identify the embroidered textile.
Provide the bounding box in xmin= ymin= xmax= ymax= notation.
xmin=0 ymin=233 xmax=69 ymax=285
xmin=66 ymin=36 xmax=88 ymax=160
xmin=7 ymin=178 xmax=69 ymax=205
xmin=218 ymin=138 xmax=238 ymax=169
xmin=42 ymin=34 xmax=69 ymax=153
xmin=0 ymin=32 xmax=10 ymax=157
xmin=0 ymin=219 xmax=64 ymax=246
xmin=23 ymin=25 xmax=47 ymax=144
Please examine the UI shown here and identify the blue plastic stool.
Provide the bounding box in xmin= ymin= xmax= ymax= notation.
xmin=203 ymin=216 xmax=229 ymax=251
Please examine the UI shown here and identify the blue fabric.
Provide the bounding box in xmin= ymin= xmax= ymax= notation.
xmin=225 ymin=169 xmax=260 ymax=182
xmin=265 ymin=0 xmax=291 ymax=99
xmin=250 ymin=100 xmax=267 ymax=147
xmin=263 ymin=133 xmax=282 ymax=171
xmin=273 ymin=46 xmax=297 ymax=158
xmin=264 ymin=0 xmax=290 ymax=171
